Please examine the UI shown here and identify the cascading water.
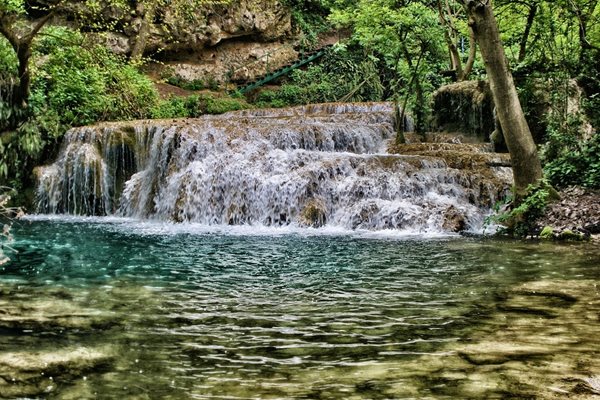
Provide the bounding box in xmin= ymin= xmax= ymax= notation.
xmin=35 ymin=102 xmax=512 ymax=232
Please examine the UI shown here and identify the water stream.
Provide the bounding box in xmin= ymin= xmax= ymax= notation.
xmin=1 ymin=219 xmax=600 ymax=399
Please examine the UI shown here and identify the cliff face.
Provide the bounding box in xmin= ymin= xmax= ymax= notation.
xmin=62 ymin=0 xmax=295 ymax=84
xmin=141 ymin=0 xmax=290 ymax=53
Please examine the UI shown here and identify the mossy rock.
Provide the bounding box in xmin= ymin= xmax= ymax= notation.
xmin=558 ymin=229 xmax=587 ymax=241
xmin=540 ymin=226 xmax=554 ymax=239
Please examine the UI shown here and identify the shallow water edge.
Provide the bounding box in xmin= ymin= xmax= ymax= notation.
xmin=1 ymin=218 xmax=599 ymax=399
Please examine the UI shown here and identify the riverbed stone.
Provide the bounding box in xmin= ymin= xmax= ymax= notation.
xmin=0 ymin=290 xmax=120 ymax=332
xmin=457 ymin=342 xmax=552 ymax=365
xmin=0 ymin=347 xmax=114 ymax=398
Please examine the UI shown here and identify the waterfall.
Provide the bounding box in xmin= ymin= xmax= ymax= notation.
xmin=36 ymin=102 xmax=512 ymax=232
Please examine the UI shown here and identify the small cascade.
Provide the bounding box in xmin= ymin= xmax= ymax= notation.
xmin=36 ymin=102 xmax=512 ymax=232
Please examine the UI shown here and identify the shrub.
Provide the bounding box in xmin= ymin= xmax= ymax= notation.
xmin=543 ymin=132 xmax=600 ymax=189
xmin=151 ymin=96 xmax=199 ymax=119
xmin=486 ymin=181 xmax=552 ymax=238
xmin=32 ymin=27 xmax=158 ymax=126
xmin=250 ymin=46 xmax=384 ymax=108
xmin=540 ymin=75 xmax=600 ymax=189
xmin=202 ymin=95 xmax=247 ymax=114
xmin=151 ymin=93 xmax=250 ymax=119
xmin=166 ymin=76 xmax=205 ymax=91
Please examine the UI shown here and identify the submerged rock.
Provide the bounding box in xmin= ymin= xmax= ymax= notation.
xmin=0 ymin=347 xmax=114 ymax=398
xmin=0 ymin=287 xmax=120 ymax=332
xmin=458 ymin=342 xmax=552 ymax=365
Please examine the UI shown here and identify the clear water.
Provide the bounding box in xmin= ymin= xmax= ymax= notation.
xmin=2 ymin=219 xmax=600 ymax=399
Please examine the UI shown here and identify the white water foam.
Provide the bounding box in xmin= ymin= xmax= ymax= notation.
xmin=35 ymin=102 xmax=510 ymax=234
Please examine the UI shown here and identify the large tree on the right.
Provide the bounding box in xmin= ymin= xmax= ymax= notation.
xmin=459 ymin=0 xmax=543 ymax=195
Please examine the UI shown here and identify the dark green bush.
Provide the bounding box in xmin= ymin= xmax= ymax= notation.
xmin=151 ymin=95 xmax=201 ymax=119
xmin=202 ymin=95 xmax=247 ymax=114
xmin=166 ymin=76 xmax=205 ymax=91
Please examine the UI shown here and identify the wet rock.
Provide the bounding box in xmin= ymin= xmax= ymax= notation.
xmin=299 ymin=198 xmax=327 ymax=228
xmin=431 ymin=81 xmax=495 ymax=141
xmin=442 ymin=205 xmax=466 ymax=232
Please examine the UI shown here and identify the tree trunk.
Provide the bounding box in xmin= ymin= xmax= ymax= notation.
xmin=437 ymin=0 xmax=463 ymax=80
xmin=0 ymin=12 xmax=54 ymax=110
xmin=130 ymin=3 xmax=155 ymax=61
xmin=460 ymin=25 xmax=476 ymax=81
xmin=462 ymin=0 xmax=542 ymax=195
xmin=572 ymin=0 xmax=600 ymax=62
xmin=518 ymin=3 xmax=537 ymax=63
xmin=15 ymin=45 xmax=32 ymax=109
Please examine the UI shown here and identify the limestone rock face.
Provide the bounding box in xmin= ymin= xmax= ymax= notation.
xmin=164 ymin=41 xmax=298 ymax=84
xmin=83 ymin=0 xmax=292 ymax=55
xmin=67 ymin=0 xmax=294 ymax=83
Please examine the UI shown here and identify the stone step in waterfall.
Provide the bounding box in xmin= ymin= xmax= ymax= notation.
xmin=35 ymin=102 xmax=512 ymax=233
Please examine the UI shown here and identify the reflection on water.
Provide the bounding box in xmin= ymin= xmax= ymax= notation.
xmin=1 ymin=219 xmax=600 ymax=398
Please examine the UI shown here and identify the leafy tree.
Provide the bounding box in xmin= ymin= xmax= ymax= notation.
xmin=0 ymin=25 xmax=157 ymax=194
xmin=330 ymin=0 xmax=447 ymax=133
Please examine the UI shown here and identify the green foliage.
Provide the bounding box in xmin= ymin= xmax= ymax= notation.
xmin=496 ymin=0 xmax=599 ymax=75
xmin=151 ymin=96 xmax=196 ymax=119
xmin=0 ymin=37 xmax=17 ymax=79
xmin=32 ymin=27 xmax=157 ymax=127
xmin=486 ymin=181 xmax=551 ymax=238
xmin=0 ymin=37 xmax=20 ymax=131
xmin=254 ymin=46 xmax=384 ymax=107
xmin=329 ymin=0 xmax=447 ymax=130
xmin=543 ymin=129 xmax=600 ymax=189
xmin=0 ymin=0 xmax=25 ymax=14
xmin=166 ymin=76 xmax=205 ymax=91
xmin=538 ymin=74 xmax=600 ymax=189
xmin=152 ymin=93 xmax=249 ymax=118
xmin=201 ymin=94 xmax=247 ymax=114
xmin=539 ymin=225 xmax=554 ymax=239
xmin=0 ymin=26 xmax=158 ymax=193
xmin=283 ymin=0 xmax=332 ymax=47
